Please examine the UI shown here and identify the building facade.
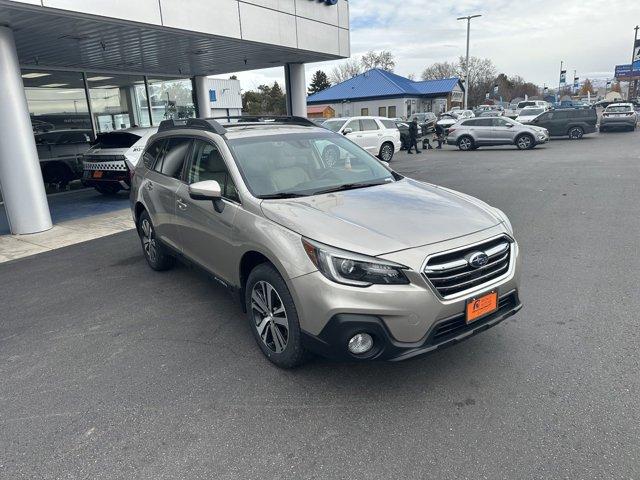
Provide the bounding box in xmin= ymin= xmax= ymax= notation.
xmin=0 ymin=0 xmax=350 ymax=234
xmin=307 ymin=69 xmax=464 ymax=119
xmin=195 ymin=78 xmax=243 ymax=119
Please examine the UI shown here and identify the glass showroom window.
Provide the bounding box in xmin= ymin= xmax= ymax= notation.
xmin=22 ymin=69 xmax=92 ymax=192
xmin=147 ymin=78 xmax=195 ymax=125
xmin=87 ymin=74 xmax=148 ymax=133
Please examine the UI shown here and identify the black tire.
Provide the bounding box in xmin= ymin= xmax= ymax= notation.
xmin=378 ymin=142 xmax=394 ymax=162
xmin=568 ymin=126 xmax=584 ymax=140
xmin=245 ymin=263 xmax=307 ymax=369
xmin=457 ymin=136 xmax=474 ymax=151
xmin=95 ymin=184 xmax=121 ymax=196
xmin=515 ymin=134 xmax=535 ymax=150
xmin=137 ymin=211 xmax=174 ymax=271
xmin=599 ymin=126 xmax=606 ymax=133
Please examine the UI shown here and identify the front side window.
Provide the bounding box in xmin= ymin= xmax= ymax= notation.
xmin=345 ymin=120 xmax=361 ymax=132
xmin=228 ymin=132 xmax=397 ymax=199
xmin=381 ymin=119 xmax=397 ymax=129
xmin=474 ymin=118 xmax=494 ymax=127
xmin=187 ymin=140 xmax=239 ymax=202
xmin=158 ymin=137 xmax=191 ymax=179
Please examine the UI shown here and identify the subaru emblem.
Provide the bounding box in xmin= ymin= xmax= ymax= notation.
xmin=468 ymin=251 xmax=489 ymax=269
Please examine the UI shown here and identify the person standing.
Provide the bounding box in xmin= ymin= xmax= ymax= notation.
xmin=407 ymin=117 xmax=421 ymax=154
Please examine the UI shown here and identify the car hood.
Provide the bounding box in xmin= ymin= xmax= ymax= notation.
xmin=260 ymin=179 xmax=502 ymax=256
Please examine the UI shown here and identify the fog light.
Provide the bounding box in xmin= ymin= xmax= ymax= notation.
xmin=348 ymin=333 xmax=373 ymax=355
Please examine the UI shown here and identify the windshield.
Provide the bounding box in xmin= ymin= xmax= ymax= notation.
xmin=322 ymin=119 xmax=347 ymax=132
xmin=520 ymin=108 xmax=544 ymax=116
xmin=228 ymin=132 xmax=397 ymax=198
xmin=606 ymin=105 xmax=632 ymax=113
xmin=517 ymin=102 xmax=535 ymax=109
xmin=91 ymin=132 xmax=141 ymax=149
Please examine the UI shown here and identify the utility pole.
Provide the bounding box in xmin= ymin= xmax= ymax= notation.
xmin=631 ymin=25 xmax=639 ymax=100
xmin=457 ymin=14 xmax=482 ymax=110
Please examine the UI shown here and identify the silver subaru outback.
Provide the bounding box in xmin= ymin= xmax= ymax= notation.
xmin=131 ymin=117 xmax=521 ymax=368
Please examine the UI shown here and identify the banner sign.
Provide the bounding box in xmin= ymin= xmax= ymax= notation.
xmin=573 ymin=77 xmax=579 ymax=90
xmin=634 ymin=39 xmax=640 ymax=63
xmin=559 ymin=70 xmax=567 ymax=86
xmin=615 ymin=64 xmax=640 ymax=80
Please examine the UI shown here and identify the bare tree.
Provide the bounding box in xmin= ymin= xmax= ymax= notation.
xmin=329 ymin=58 xmax=363 ymax=84
xmin=421 ymin=61 xmax=459 ymax=80
xmin=579 ymin=78 xmax=594 ymax=95
xmin=361 ymin=50 xmax=396 ymax=72
xmin=406 ymin=73 xmax=416 ymax=81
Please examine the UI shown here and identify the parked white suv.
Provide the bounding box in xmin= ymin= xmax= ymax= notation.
xmin=322 ymin=116 xmax=402 ymax=162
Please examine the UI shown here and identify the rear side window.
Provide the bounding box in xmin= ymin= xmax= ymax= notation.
xmin=361 ymin=119 xmax=379 ymax=131
xmin=143 ymin=139 xmax=166 ymax=169
xmin=474 ymin=118 xmax=494 ymax=126
xmin=380 ymin=119 xmax=397 ymax=129
xmin=156 ymin=137 xmax=192 ymax=180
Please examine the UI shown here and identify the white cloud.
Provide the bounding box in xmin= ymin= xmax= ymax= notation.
xmin=216 ymin=0 xmax=640 ymax=91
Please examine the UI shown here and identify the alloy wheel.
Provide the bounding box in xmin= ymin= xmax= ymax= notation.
xmin=381 ymin=144 xmax=393 ymax=162
xmin=251 ymin=281 xmax=289 ymax=353
xmin=569 ymin=128 xmax=583 ymax=139
xmin=140 ymin=218 xmax=158 ymax=263
xmin=517 ymin=136 xmax=532 ymax=149
xmin=459 ymin=137 xmax=472 ymax=150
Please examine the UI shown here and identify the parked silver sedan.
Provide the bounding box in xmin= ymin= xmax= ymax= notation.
xmin=447 ymin=117 xmax=549 ymax=151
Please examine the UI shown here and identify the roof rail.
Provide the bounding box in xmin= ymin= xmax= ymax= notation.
xmin=211 ymin=115 xmax=316 ymax=127
xmin=158 ymin=118 xmax=227 ymax=135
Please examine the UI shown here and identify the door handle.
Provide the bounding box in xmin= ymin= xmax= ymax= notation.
xmin=176 ymin=198 xmax=188 ymax=211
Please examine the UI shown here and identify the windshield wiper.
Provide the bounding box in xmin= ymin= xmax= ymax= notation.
xmin=313 ymin=181 xmax=389 ymax=196
xmin=258 ymin=192 xmax=308 ymax=199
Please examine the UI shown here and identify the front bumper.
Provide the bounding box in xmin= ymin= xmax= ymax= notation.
xmin=290 ymin=228 xmax=521 ymax=361
xmin=303 ymin=290 xmax=521 ymax=361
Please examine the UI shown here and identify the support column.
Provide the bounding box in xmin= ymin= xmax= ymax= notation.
xmin=194 ymin=76 xmax=211 ymax=118
xmin=0 ymin=26 xmax=52 ymax=234
xmin=284 ymin=64 xmax=306 ymax=117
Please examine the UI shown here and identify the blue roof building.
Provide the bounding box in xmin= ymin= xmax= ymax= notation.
xmin=307 ymin=68 xmax=465 ymax=119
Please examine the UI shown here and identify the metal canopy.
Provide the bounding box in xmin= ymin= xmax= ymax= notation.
xmin=0 ymin=3 xmax=340 ymax=77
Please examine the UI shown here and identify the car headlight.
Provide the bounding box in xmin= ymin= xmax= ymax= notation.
xmin=302 ymin=239 xmax=409 ymax=287
xmin=493 ymin=208 xmax=513 ymax=234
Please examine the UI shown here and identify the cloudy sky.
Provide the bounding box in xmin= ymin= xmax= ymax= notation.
xmin=216 ymin=0 xmax=640 ymax=90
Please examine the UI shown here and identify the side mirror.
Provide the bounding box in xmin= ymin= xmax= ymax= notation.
xmin=506 ymin=123 xmax=514 ymax=128
xmin=189 ymin=180 xmax=221 ymax=200
xmin=343 ymin=127 xmax=353 ymax=135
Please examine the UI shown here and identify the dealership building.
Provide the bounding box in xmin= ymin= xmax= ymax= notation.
xmin=307 ymin=68 xmax=464 ymax=119
xmin=0 ymin=0 xmax=350 ymax=234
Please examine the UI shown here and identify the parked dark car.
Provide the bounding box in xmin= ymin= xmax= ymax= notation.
xmin=395 ymin=121 xmax=410 ymax=149
xmin=528 ymin=108 xmax=597 ymax=139
xmin=35 ymin=129 xmax=92 ymax=187
xmin=409 ymin=112 xmax=437 ymax=135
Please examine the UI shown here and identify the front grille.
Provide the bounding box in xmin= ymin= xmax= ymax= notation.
xmin=428 ymin=292 xmax=517 ymax=345
xmin=423 ymin=236 xmax=512 ymax=297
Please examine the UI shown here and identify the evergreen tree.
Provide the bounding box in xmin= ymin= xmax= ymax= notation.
xmin=308 ymin=70 xmax=331 ymax=95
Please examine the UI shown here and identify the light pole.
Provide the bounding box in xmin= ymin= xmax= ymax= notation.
xmin=457 ymin=14 xmax=482 ymax=110
xmin=631 ymin=25 xmax=639 ymax=100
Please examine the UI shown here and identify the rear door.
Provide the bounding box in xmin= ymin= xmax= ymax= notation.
xmin=359 ymin=118 xmax=381 ymax=153
xmin=175 ymin=138 xmax=241 ymax=282
xmin=141 ymin=136 xmax=192 ymax=251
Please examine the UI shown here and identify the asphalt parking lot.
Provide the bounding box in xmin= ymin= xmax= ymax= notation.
xmin=2 ymin=129 xmax=640 ymax=479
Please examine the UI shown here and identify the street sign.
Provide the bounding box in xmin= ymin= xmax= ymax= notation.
xmin=615 ymin=63 xmax=640 ymax=80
